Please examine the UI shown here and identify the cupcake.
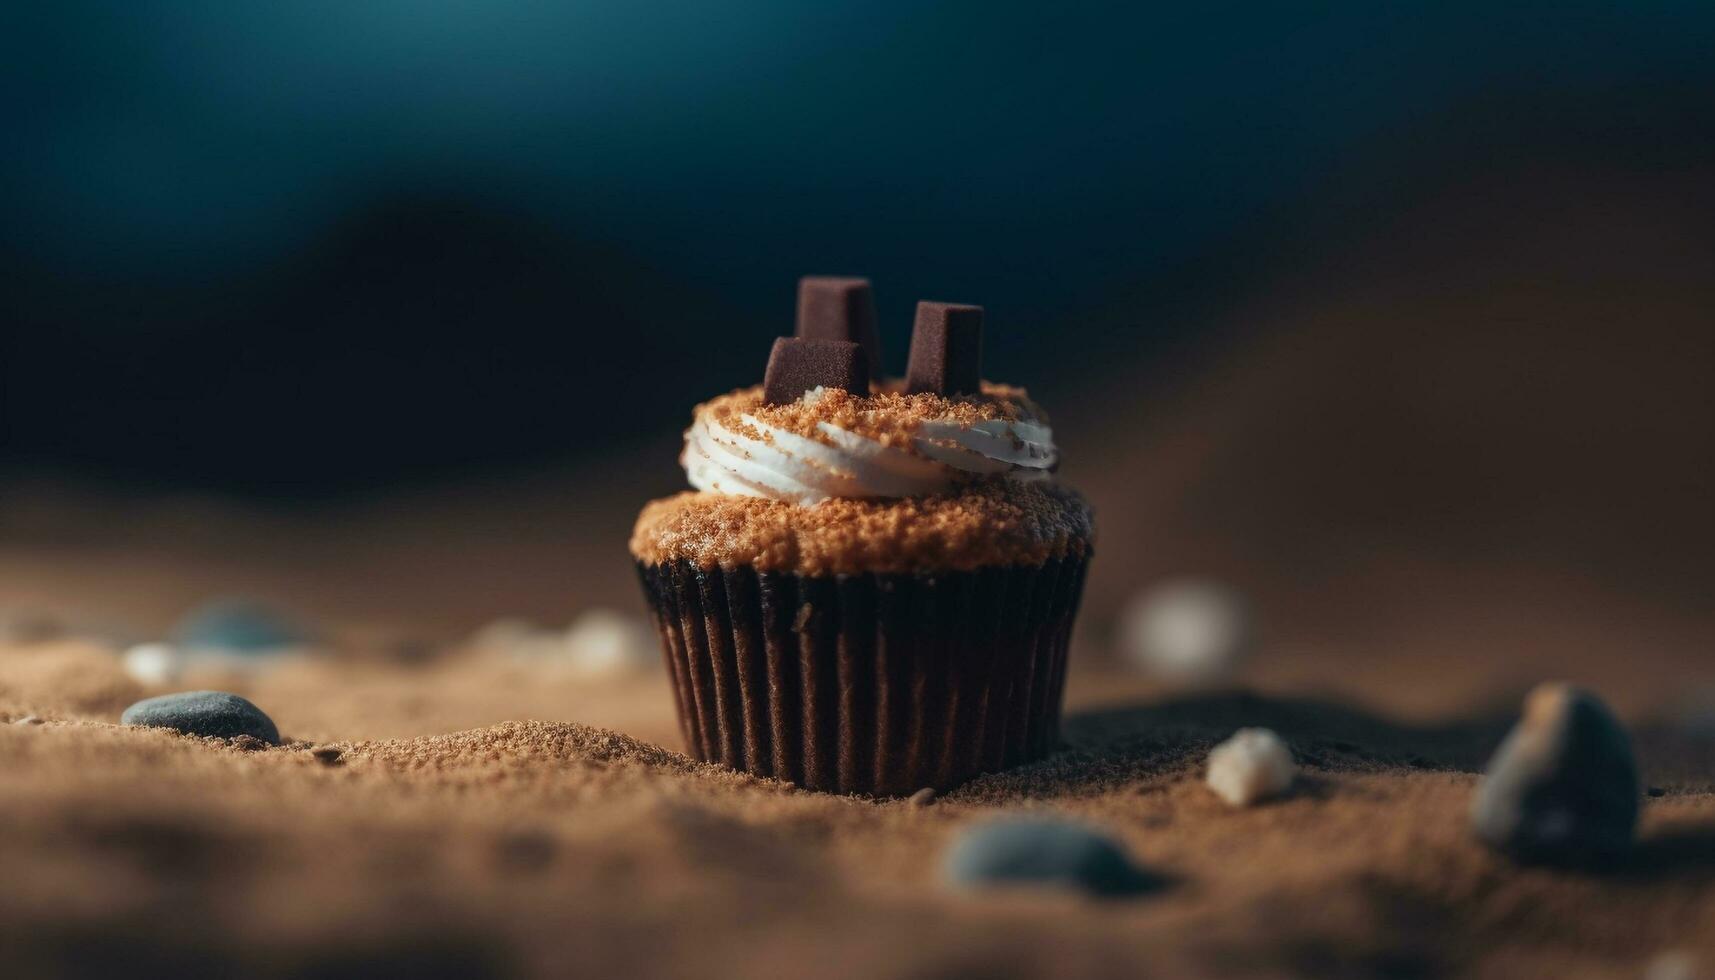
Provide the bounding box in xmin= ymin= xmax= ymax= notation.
xmin=631 ymin=277 xmax=1093 ymax=795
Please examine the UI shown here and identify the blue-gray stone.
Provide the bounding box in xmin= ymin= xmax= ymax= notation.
xmin=942 ymin=818 xmax=1158 ymax=897
xmin=121 ymin=691 xmax=281 ymax=745
xmin=1471 ymin=682 xmax=1638 ymax=866
xmin=173 ymin=598 xmax=309 ymax=654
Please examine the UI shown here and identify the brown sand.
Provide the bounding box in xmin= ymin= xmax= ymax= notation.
xmin=2 ymin=631 xmax=1711 ymax=980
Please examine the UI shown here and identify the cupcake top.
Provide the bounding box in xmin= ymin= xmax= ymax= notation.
xmin=632 ymin=480 xmax=1089 ymax=575
xmin=631 ymin=276 xmax=1090 ymax=574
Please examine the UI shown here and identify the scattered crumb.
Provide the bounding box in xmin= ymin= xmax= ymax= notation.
xmin=1206 ymin=728 xmax=1296 ymax=806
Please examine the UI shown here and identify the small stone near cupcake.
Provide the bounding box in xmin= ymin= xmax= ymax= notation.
xmin=120 ymin=691 xmax=281 ymax=746
xmin=1206 ymin=728 xmax=1297 ymax=806
xmin=1120 ymin=578 xmax=1252 ymax=686
xmin=1470 ymin=682 xmax=1638 ymax=866
xmin=942 ymin=818 xmax=1160 ymax=898
xmin=907 ymin=787 xmax=937 ymax=807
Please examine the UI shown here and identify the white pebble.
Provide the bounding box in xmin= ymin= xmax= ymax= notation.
xmin=563 ymin=608 xmax=657 ymax=676
xmin=121 ymin=642 xmax=183 ymax=686
xmin=1120 ymin=578 xmax=1251 ymax=684
xmin=1206 ymin=728 xmax=1296 ymax=806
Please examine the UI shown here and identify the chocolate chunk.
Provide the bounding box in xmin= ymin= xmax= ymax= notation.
xmin=762 ymin=337 xmax=869 ymax=405
xmin=796 ymin=276 xmax=882 ymax=373
xmin=905 ymin=301 xmax=983 ymax=396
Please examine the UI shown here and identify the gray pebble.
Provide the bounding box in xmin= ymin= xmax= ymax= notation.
xmin=943 ymin=818 xmax=1159 ymax=897
xmin=121 ymin=691 xmax=281 ymax=745
xmin=907 ymin=787 xmax=937 ymax=807
xmin=1471 ymin=682 xmax=1638 ymax=865
xmin=173 ymin=599 xmax=310 ymax=654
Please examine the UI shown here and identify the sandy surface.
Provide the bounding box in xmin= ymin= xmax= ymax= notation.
xmin=1 ymin=628 xmax=1711 ymax=980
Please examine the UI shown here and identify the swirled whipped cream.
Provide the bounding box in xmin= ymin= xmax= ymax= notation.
xmin=682 ymin=384 xmax=1057 ymax=504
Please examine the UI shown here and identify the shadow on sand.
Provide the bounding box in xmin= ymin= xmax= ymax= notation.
xmin=960 ymin=688 xmax=1524 ymax=800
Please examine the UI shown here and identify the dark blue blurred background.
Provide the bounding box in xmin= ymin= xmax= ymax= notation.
xmin=5 ymin=2 xmax=1713 ymax=497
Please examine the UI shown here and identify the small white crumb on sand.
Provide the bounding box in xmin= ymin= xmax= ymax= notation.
xmin=1206 ymin=728 xmax=1296 ymax=806
xmin=1120 ymin=578 xmax=1251 ymax=685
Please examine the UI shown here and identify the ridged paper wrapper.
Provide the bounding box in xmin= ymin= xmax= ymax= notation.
xmin=635 ymin=553 xmax=1089 ymax=796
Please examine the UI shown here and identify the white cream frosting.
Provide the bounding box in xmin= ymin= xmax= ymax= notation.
xmin=682 ymin=387 xmax=1057 ymax=504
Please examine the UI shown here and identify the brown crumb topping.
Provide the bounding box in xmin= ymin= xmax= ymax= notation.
xmin=630 ymin=480 xmax=1093 ymax=575
xmin=700 ymin=382 xmax=1047 ymax=450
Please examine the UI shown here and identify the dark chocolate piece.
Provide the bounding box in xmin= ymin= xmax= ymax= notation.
xmin=906 ymin=301 xmax=983 ymax=396
xmin=796 ymin=276 xmax=882 ymax=373
xmin=762 ymin=337 xmax=869 ymax=405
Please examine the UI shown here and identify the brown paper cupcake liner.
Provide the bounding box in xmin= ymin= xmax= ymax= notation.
xmin=635 ymin=552 xmax=1089 ymax=796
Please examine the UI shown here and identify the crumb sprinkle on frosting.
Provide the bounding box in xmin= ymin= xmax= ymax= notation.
xmin=701 ymin=381 xmax=1047 ymax=449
